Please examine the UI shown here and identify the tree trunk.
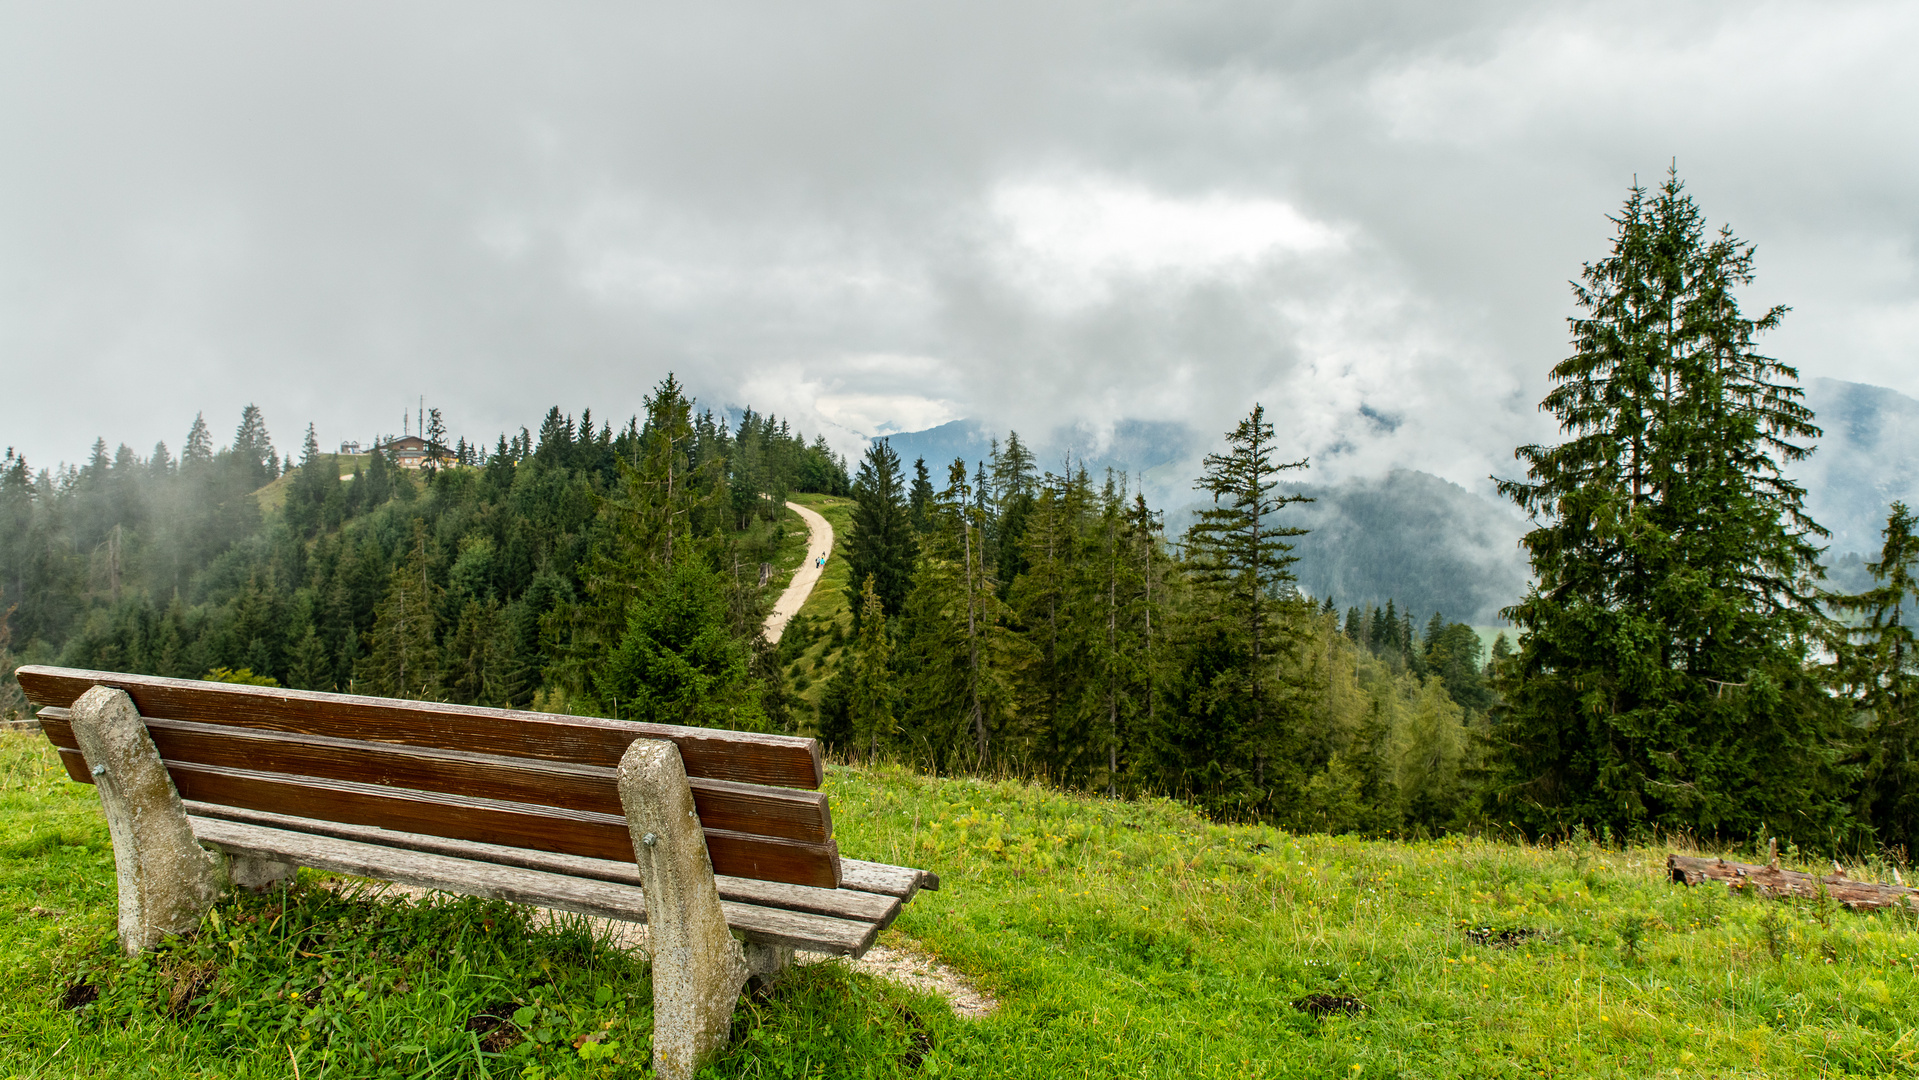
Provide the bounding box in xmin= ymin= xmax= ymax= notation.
xmin=1668 ymin=854 xmax=1919 ymax=910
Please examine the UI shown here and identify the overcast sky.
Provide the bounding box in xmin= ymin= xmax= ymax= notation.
xmin=4 ymin=1 xmax=1915 ymax=491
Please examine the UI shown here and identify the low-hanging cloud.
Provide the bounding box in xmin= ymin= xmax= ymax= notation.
xmin=1 ymin=0 xmax=1913 ymax=496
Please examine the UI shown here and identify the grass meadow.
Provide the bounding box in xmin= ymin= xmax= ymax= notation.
xmin=4 ymin=729 xmax=1918 ymax=1078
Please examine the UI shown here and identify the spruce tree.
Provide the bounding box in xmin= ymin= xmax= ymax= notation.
xmin=1165 ymin=404 xmax=1313 ymax=811
xmin=843 ymin=439 xmax=915 ymax=623
xmin=1009 ymin=470 xmax=1098 ymax=781
xmin=895 ymin=458 xmax=1017 ymax=771
xmin=1494 ymin=169 xmax=1839 ymax=838
xmin=908 ymin=457 xmax=935 ymax=533
xmin=1824 ymin=502 xmax=1919 ymax=850
xmin=849 ymin=575 xmax=897 ymax=760
xmin=183 ymin=413 xmax=214 ymax=469
xmin=362 ymin=523 xmax=442 ymax=700
xmin=231 ymin=404 xmax=276 ymax=489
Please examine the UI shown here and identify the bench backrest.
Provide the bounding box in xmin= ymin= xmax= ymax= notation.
xmin=18 ymin=666 xmax=840 ymax=889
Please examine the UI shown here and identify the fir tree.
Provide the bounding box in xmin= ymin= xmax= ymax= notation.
xmin=594 ymin=558 xmax=766 ymax=730
xmin=1494 ymin=168 xmax=1839 ymax=838
xmin=184 ymin=413 xmax=213 ymax=469
xmin=908 ymin=456 xmax=935 ymax=534
xmin=231 ymin=404 xmax=276 ymax=490
xmin=850 ymin=575 xmax=897 ymax=760
xmin=1824 ymin=502 xmax=1919 ymax=850
xmin=896 ymin=459 xmax=1018 ymax=771
xmin=1183 ymin=404 xmax=1312 ymax=794
xmin=362 ymin=523 xmax=442 ymax=700
xmin=843 ymin=439 xmax=915 ymax=623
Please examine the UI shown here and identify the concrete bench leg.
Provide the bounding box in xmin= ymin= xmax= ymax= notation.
xmin=619 ymin=739 xmax=750 ymax=1080
xmin=69 ymin=686 xmax=225 ymax=954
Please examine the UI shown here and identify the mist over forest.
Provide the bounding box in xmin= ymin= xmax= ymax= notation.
xmin=8 ymin=180 xmax=1919 ymax=853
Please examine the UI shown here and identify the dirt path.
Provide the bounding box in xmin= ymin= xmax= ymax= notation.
xmin=763 ymin=501 xmax=833 ymax=645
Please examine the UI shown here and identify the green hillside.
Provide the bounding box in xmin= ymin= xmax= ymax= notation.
xmin=777 ymin=492 xmax=858 ymax=713
xmin=252 ymin=452 xmax=371 ymax=515
xmin=4 ymin=730 xmax=1912 ymax=1079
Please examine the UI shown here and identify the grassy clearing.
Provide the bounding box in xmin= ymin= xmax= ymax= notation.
xmin=252 ymin=455 xmax=372 ymax=516
xmin=4 ymin=730 xmax=1918 ymax=1078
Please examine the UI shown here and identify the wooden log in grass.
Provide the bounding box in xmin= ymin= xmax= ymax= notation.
xmin=1668 ymin=854 xmax=1919 ymax=911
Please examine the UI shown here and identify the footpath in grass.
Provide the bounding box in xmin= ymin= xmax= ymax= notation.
xmin=778 ymin=492 xmax=857 ymax=714
xmin=5 ymin=731 xmax=1919 ymax=1078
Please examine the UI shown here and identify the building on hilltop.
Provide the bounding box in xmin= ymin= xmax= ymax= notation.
xmin=338 ymin=440 xmax=363 ymax=455
xmin=379 ymin=435 xmax=429 ymax=469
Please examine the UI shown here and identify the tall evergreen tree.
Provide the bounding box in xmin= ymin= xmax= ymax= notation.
xmin=1824 ymin=502 xmax=1919 ymax=851
xmin=896 ymin=458 xmax=1017 ymax=771
xmin=843 ymin=439 xmax=915 ymax=623
xmin=1181 ymin=404 xmax=1313 ymax=797
xmin=849 ymin=575 xmax=897 ymax=760
xmin=563 ymin=375 xmax=723 ymax=704
xmin=231 ymin=404 xmax=276 ymax=490
xmin=908 ymin=456 xmax=935 ymax=533
xmin=1009 ymin=470 xmax=1097 ymax=781
xmin=593 ymin=557 xmax=766 ymax=730
xmin=1494 ymin=169 xmax=1840 ymax=839
xmin=362 ymin=523 xmax=442 ymax=700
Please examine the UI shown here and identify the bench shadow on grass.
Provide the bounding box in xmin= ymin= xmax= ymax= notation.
xmin=48 ymin=874 xmax=959 ymax=1079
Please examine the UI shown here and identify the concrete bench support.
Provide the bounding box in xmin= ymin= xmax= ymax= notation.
xmin=69 ymin=686 xmax=224 ymax=953
xmin=618 ymin=738 xmax=753 ymax=1079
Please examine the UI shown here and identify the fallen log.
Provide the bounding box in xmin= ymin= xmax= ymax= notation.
xmin=1668 ymin=854 xmax=1919 ymax=911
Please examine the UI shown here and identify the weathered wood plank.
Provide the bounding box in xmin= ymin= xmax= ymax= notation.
xmin=18 ymin=666 xmax=822 ymax=789
xmin=184 ymin=802 xmax=900 ymax=925
xmin=839 ymin=858 xmax=940 ymax=899
xmin=40 ymin=710 xmax=832 ymax=843
xmin=153 ymin=762 xmax=841 ymax=889
xmin=189 ymin=816 xmax=878 ymax=956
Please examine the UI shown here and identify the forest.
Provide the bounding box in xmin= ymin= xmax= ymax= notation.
xmin=4 ymin=171 xmax=1917 ymax=855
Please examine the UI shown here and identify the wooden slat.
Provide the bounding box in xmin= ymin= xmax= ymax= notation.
xmin=840 ymin=858 xmax=941 ymax=899
xmin=53 ymin=743 xmax=92 ymax=784
xmin=145 ymin=762 xmax=841 ymax=889
xmin=190 ymin=816 xmax=877 ymax=956
xmin=40 ymin=710 xmax=831 ymax=844
xmin=17 ymin=666 xmax=822 ymax=789
xmin=183 ymin=804 xmax=901 ymax=927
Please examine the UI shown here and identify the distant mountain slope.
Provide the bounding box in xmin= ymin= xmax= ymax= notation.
xmin=866 ymin=377 xmax=1919 ymax=625
xmin=1799 ymin=378 xmax=1919 ymax=558
xmin=1280 ymin=470 xmax=1528 ymax=625
xmin=880 ymin=419 xmax=1528 ymax=624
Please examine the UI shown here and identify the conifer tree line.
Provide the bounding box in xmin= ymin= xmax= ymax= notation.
xmin=0 ymin=384 xmax=848 ymax=738
xmin=802 ymin=170 xmax=1919 ymax=850
xmin=801 ymin=415 xmax=1503 ymax=832
xmin=5 ymin=169 xmax=1918 ymax=852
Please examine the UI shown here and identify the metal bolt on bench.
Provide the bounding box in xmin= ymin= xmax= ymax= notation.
xmin=17 ymin=666 xmax=940 ymax=1079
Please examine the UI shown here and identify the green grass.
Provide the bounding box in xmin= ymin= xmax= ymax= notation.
xmin=761 ymin=504 xmax=813 ymax=600
xmin=5 ymin=729 xmax=1919 ymax=1077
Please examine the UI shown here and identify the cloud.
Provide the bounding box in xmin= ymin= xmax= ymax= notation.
xmin=988 ymin=176 xmax=1343 ymax=308
xmin=0 ymin=0 xmax=1913 ymax=497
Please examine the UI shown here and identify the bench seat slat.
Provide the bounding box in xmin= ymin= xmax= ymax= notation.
xmin=17 ymin=666 xmax=823 ymax=789
xmin=147 ymin=760 xmax=841 ymax=889
xmin=190 ymin=816 xmax=879 ymax=956
xmin=182 ymin=802 xmax=903 ymax=927
xmin=838 ymin=859 xmax=941 ymax=900
xmin=40 ymin=711 xmax=833 ymax=844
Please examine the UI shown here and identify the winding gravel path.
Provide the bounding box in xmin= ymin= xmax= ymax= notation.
xmin=763 ymin=501 xmax=834 ymax=645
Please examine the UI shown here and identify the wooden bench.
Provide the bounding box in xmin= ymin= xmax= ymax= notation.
xmin=16 ymin=665 xmax=937 ymax=1079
